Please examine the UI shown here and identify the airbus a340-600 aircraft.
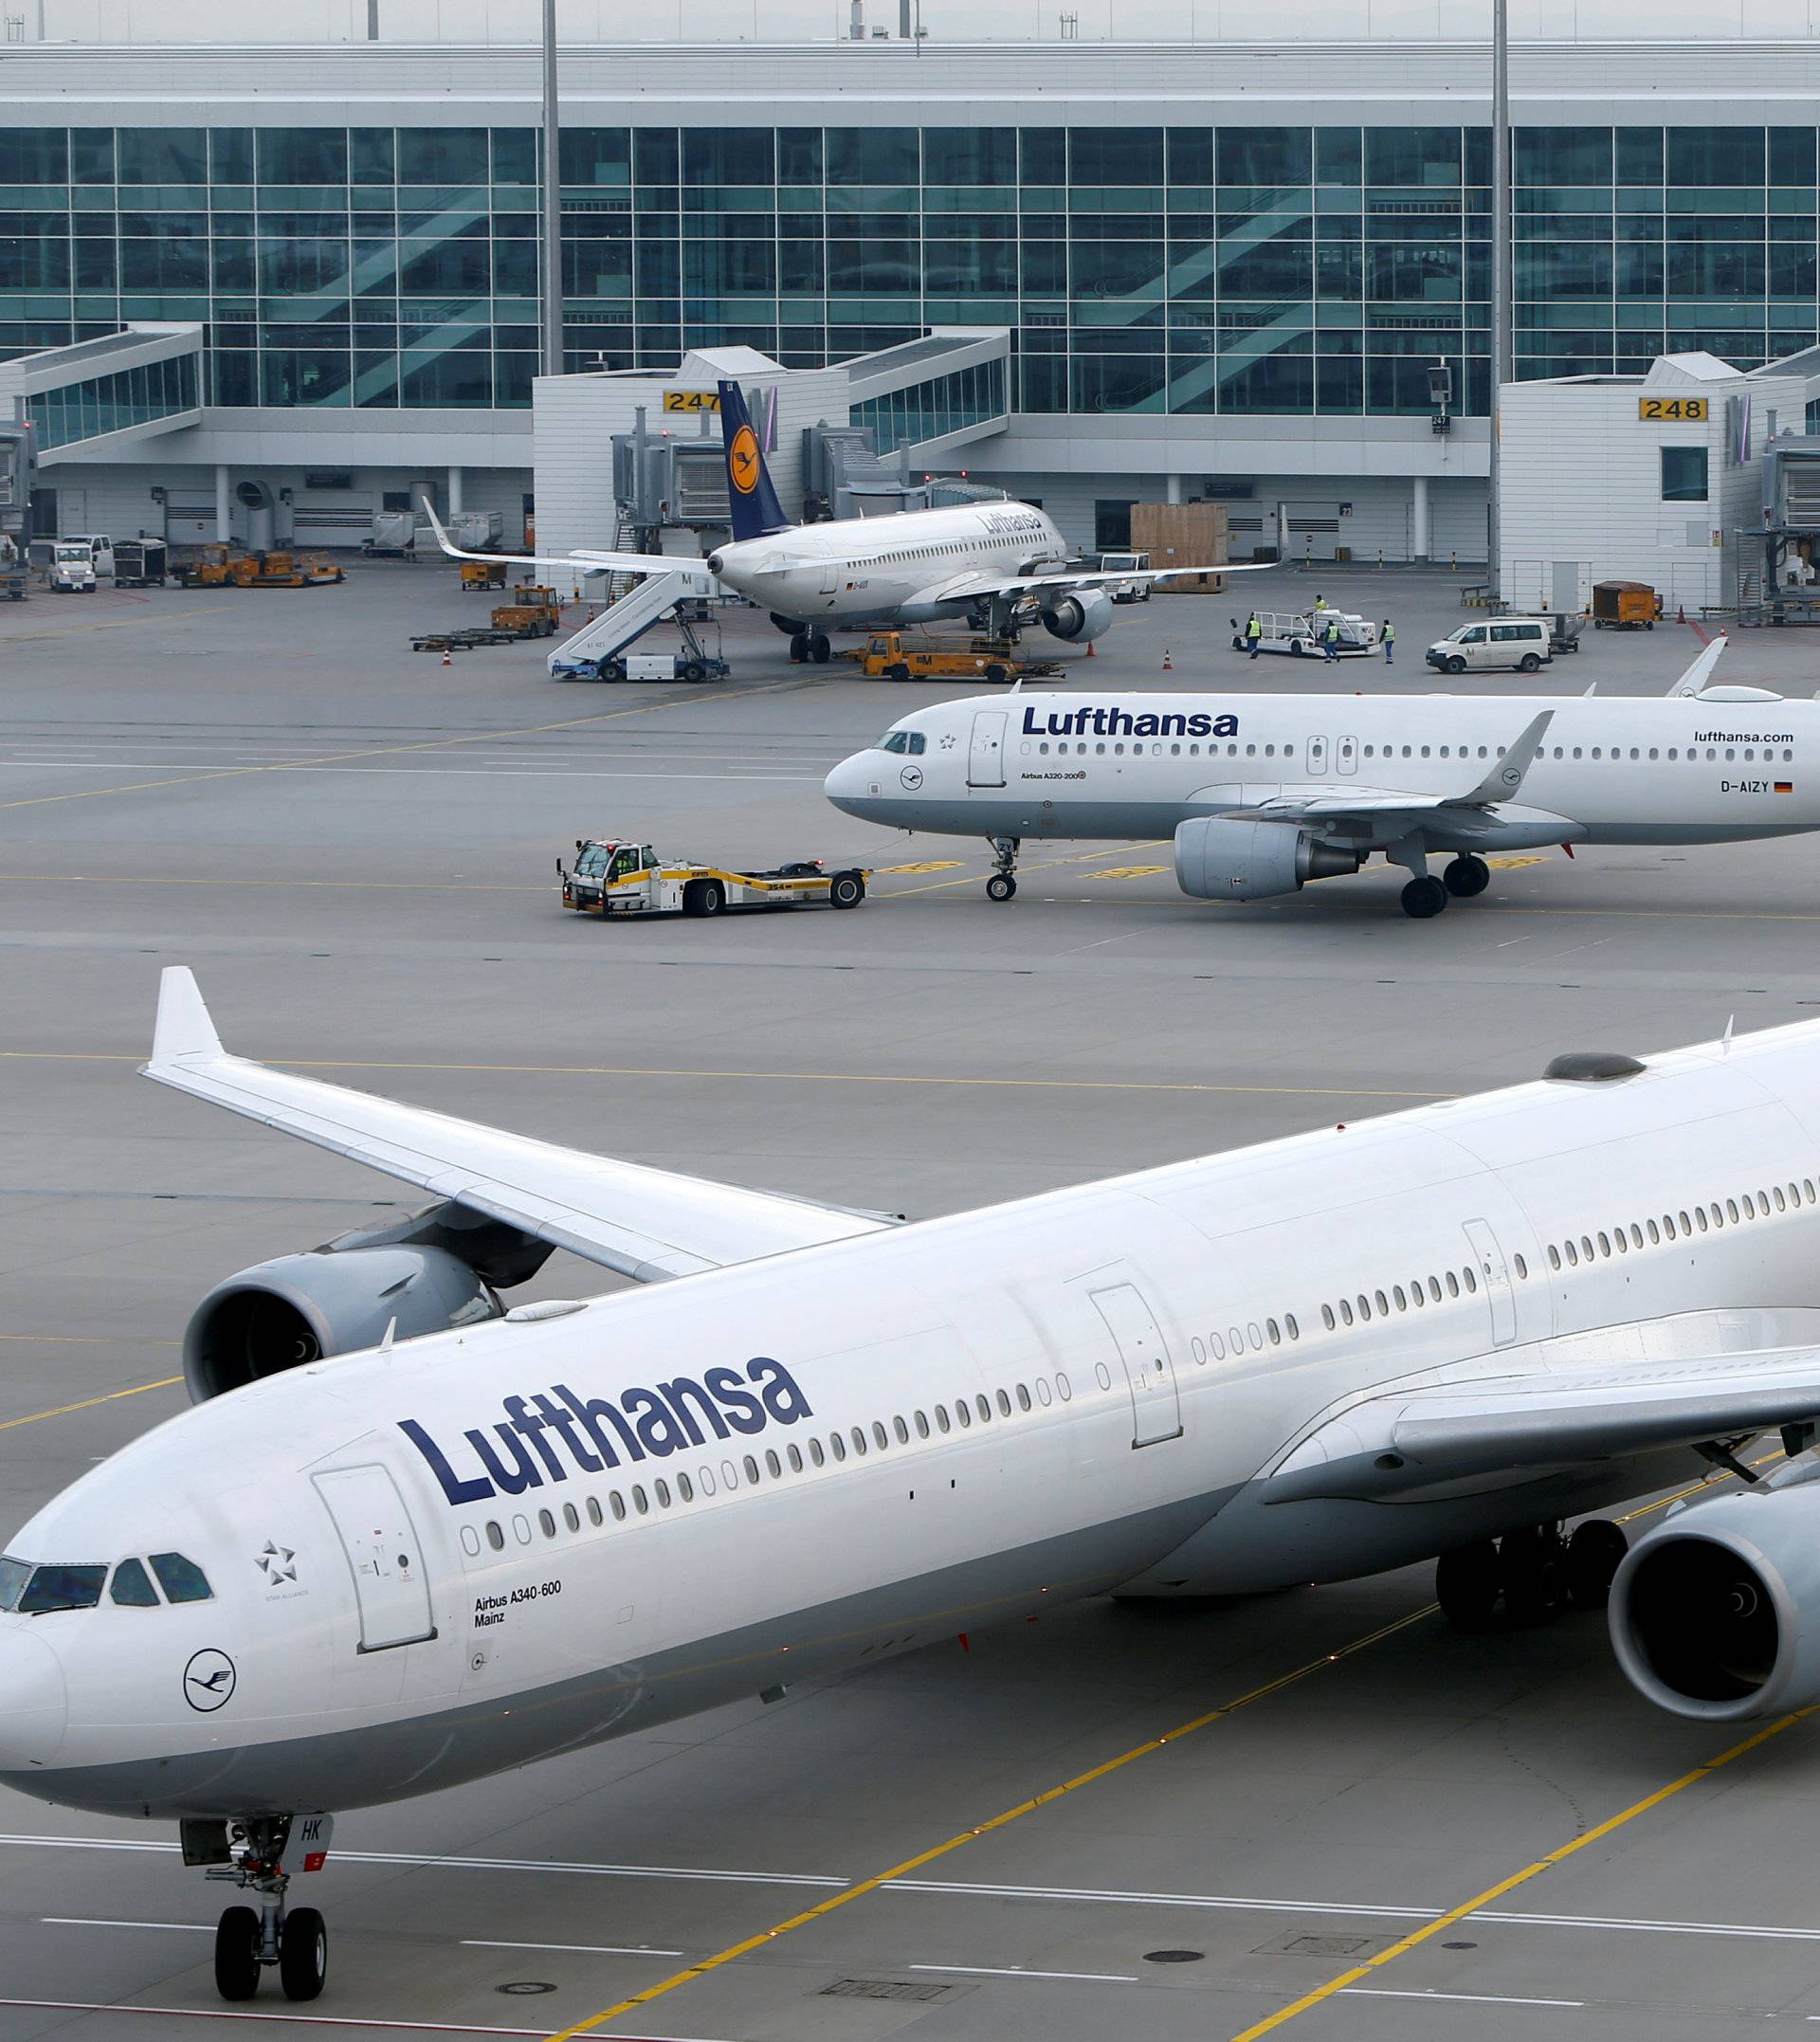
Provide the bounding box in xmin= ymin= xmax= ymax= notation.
xmin=6 ymin=975 xmax=1820 ymax=2004
xmin=427 ymin=377 xmax=1265 ymax=662
xmin=823 ymin=636 xmax=1820 ymax=915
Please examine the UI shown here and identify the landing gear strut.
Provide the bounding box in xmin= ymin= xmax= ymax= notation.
xmin=206 ymin=1815 xmax=328 ymax=2003
xmin=986 ymin=836 xmax=1020 ymax=902
xmin=1435 ymin=1519 xmax=1627 ymax=1628
xmin=1388 ymin=833 xmax=1447 ymax=920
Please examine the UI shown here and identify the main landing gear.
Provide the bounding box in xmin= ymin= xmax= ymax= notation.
xmin=206 ymin=1815 xmax=328 ymax=2003
xmin=1389 ymin=836 xmax=1491 ymax=919
xmin=1435 ymin=1519 xmax=1627 ymax=1628
xmin=985 ymin=836 xmax=1020 ymax=902
xmin=789 ymin=628 xmax=831 ymax=665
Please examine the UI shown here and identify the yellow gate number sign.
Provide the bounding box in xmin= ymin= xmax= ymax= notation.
xmin=1639 ymin=396 xmax=1708 ymax=421
xmin=664 ymin=391 xmax=720 ymax=412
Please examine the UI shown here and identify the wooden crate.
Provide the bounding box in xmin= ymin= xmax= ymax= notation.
xmin=1128 ymin=502 xmax=1230 ymax=593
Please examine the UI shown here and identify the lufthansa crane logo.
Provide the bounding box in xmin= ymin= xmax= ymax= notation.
xmin=183 ymin=1648 xmax=237 ymax=1713
xmin=729 ymin=425 xmax=761 ymax=496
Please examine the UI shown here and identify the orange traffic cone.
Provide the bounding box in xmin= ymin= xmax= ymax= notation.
xmin=1162 ymin=646 xmax=1174 ymax=671
xmin=442 ymin=647 xmax=451 ymax=666
xmin=1086 ymin=639 xmax=1096 ymax=657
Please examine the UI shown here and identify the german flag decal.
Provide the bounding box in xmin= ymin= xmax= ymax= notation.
xmin=1775 ymin=780 xmax=1794 ymax=793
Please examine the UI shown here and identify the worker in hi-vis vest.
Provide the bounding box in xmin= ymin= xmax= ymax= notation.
xmin=1246 ymin=613 xmax=1263 ymax=659
xmin=1382 ymin=619 xmax=1395 ymax=665
xmin=1322 ymin=615 xmax=1340 ymax=661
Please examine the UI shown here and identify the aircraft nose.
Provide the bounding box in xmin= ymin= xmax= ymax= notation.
xmin=823 ymin=752 xmax=887 ymax=818
xmin=0 ymin=1630 xmax=66 ymax=1771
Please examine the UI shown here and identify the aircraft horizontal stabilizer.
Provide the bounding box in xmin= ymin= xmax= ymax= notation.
xmin=143 ymin=969 xmax=891 ymax=1285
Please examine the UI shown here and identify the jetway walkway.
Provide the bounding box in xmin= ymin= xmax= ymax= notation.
xmin=545 ymin=566 xmax=714 ymax=674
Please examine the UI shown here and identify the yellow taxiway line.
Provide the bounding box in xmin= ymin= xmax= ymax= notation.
xmin=0 ymin=1375 xmax=183 ymax=1433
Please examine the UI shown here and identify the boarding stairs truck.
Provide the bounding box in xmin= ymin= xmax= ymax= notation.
xmin=544 ymin=561 xmax=716 ymax=679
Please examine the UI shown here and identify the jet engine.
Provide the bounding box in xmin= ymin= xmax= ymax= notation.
xmin=182 ymin=1199 xmax=552 ymax=1402
xmin=1040 ymin=589 xmax=1116 ymax=643
xmin=1610 ymin=1473 xmax=1820 ymax=1720
xmin=1174 ymin=816 xmax=1362 ymax=901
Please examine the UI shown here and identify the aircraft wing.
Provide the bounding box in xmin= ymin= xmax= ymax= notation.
xmin=142 ymin=970 xmax=892 ymax=1285
xmin=1266 ymin=1339 xmax=1820 ymax=1503
xmin=420 ymin=501 xmax=715 ymax=590
xmin=942 ymin=561 xmax=1273 ymax=603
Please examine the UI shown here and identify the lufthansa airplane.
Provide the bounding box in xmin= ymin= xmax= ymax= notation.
xmin=822 ymin=638 xmax=1820 ymax=915
xmin=426 ymin=378 xmax=1265 ymax=663
xmin=5 ymin=974 xmax=1820 ymax=2003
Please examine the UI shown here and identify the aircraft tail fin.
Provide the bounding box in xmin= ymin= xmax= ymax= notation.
xmin=717 ymin=380 xmax=792 ymax=542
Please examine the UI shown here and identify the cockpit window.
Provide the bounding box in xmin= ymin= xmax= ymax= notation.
xmin=17 ymin=1563 xmax=107 ymax=1614
xmin=0 ymin=1558 xmax=29 ymax=1611
xmin=878 ymin=731 xmax=926 ymax=756
xmin=110 ymin=1558 xmax=159 ymax=1607
xmin=150 ymin=1551 xmax=212 ymax=1603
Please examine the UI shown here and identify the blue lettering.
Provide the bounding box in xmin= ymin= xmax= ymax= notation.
xmin=659 ymin=1375 xmax=731 ymax=1445
xmin=624 ymin=1386 xmax=689 ymax=1458
xmin=750 ymin=1357 xmax=814 ymax=1424
xmin=399 ymin=1418 xmax=495 ymax=1504
xmin=469 ymin=1422 xmax=544 ymax=1495
xmin=705 ymin=1364 xmax=765 ymax=1434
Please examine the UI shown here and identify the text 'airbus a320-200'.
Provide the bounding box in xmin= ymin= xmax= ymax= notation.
xmin=6 ymin=970 xmax=1820 ymax=2004
xmin=822 ymin=637 xmax=1817 ymax=914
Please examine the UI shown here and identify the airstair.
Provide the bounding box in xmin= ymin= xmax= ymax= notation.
xmin=544 ymin=565 xmax=713 ymax=675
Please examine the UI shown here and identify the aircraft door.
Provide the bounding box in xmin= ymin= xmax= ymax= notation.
xmin=968 ymin=710 xmax=1008 ymax=788
xmin=1089 ymin=1282 xmax=1183 ymax=1448
xmin=313 ymin=1465 xmax=437 ymax=1651
xmin=1338 ymin=735 xmax=1358 ymax=775
xmin=1306 ymin=735 xmax=1328 ymax=775
xmin=1462 ymin=1218 xmax=1517 ymax=1345
xmin=821 ymin=563 xmax=840 ymax=595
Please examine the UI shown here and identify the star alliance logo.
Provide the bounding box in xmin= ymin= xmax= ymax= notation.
xmin=256 ymin=1541 xmax=297 ymax=1584
xmin=938 ymin=734 xmax=956 ymax=750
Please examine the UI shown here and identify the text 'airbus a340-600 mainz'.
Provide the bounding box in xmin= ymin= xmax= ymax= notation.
xmin=823 ymin=637 xmax=1818 ymax=914
xmin=425 ymin=375 xmax=1267 ymax=664
xmin=6 ymin=968 xmax=1820 ymax=2003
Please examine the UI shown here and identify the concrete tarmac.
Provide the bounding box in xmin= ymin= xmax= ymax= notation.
xmin=2 ymin=561 xmax=1819 ymax=2040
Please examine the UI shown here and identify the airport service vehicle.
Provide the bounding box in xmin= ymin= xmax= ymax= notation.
xmin=1426 ymin=617 xmax=1554 ymax=674
xmin=361 ymin=511 xmax=417 ymax=558
xmin=1592 ymin=580 xmax=1663 ymax=630
xmin=31 ymin=539 xmax=97 ymax=593
xmin=0 ymin=531 xmax=27 ymax=602
xmin=1231 ymin=608 xmax=1381 ymax=659
xmin=114 ymin=538 xmax=169 ymax=588
xmin=551 ymin=611 xmax=730 ymax=684
xmin=823 ymin=636 xmax=1819 ymax=918
xmin=460 ymin=560 xmax=507 ymax=593
xmin=558 ymin=838 xmax=867 ymax=917
xmin=1099 ymin=550 xmax=1153 ymax=602
xmin=426 ymin=379 xmax=1266 ymax=665
xmin=843 ymin=630 xmax=1060 ymax=683
xmin=63 ymin=532 xmax=115 ymax=578
xmin=10 ymin=977 xmax=1820 ymax=2005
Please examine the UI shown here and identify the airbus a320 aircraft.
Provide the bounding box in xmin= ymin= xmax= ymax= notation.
xmin=823 ymin=637 xmax=1820 ymax=915
xmin=427 ymin=377 xmax=1265 ymax=663
xmin=6 ymin=979 xmax=1820 ymax=2004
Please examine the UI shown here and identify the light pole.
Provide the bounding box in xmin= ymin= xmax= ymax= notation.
xmin=1487 ymin=0 xmax=1510 ymax=597
xmin=540 ymin=0 xmax=563 ymax=378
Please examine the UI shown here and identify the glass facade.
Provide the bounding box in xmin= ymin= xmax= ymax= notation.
xmin=851 ymin=359 xmax=1007 ymax=447
xmin=28 ymin=352 xmax=199 ymax=449
xmin=1 ymin=120 xmax=1816 ymax=415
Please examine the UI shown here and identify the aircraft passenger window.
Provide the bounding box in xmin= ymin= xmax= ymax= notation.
xmin=1040 ymin=743 xmax=1050 ymax=755
xmin=1172 ymin=743 xmax=1181 ymax=757
xmin=871 ymin=1420 xmax=889 ymax=1449
xmin=1440 ymin=746 xmax=1449 ymax=758
xmin=538 ymin=1508 xmax=555 ymax=1538
xmin=149 ymin=1553 xmax=212 ymax=1603
xmin=1613 ymin=1229 xmax=1628 ymax=1253
xmin=486 ymin=1520 xmax=505 ymax=1549
xmin=1726 ymin=1198 xmax=1739 ymax=1221
xmin=1775 ymin=1186 xmax=1789 ymax=1211
xmin=1597 ymin=1232 xmax=1611 ymax=1257
xmin=1266 ymin=1319 xmax=1282 ymax=1346
xmin=810 ymin=1436 xmax=828 ymax=1464
xmin=1192 ymin=1336 xmax=1206 ymax=1364
xmin=653 ymin=1480 xmax=671 ymax=1509
xmin=1372 ymin=1293 xmax=1387 ymax=1318
xmin=1338 ymin=1299 xmax=1354 ymax=1325
xmin=1648 ymin=749 xmax=1659 ymax=760
xmin=1420 ymin=746 xmax=1430 ymax=759
xmin=677 ymin=1473 xmax=694 ymax=1503
xmin=1356 ymin=1296 xmax=1371 ymax=1322
xmin=563 ymin=1503 xmax=580 ymax=1532
xmin=1707 ymin=749 xmax=1717 ymax=761
xmin=512 ymin=1515 xmax=532 ymax=1544
xmin=460 ymin=1527 xmax=481 ymax=1559
xmin=110 ymin=1559 xmax=159 ymax=1608
xmin=610 ymin=1492 xmax=627 ymax=1521
xmin=934 ymin=1406 xmax=950 ymax=1433
xmin=1446 ymin=1271 xmax=1461 ymax=1296
xmin=1285 ymin=1315 xmax=1299 ymax=1340
xmin=1629 ymin=1223 xmax=1644 ymax=1247
xmin=831 ymin=1431 xmax=847 ymax=1459
xmin=766 ymin=1449 xmax=783 ymax=1477
xmin=1246 ymin=743 xmax=1256 ymax=757
xmin=1725 ymin=749 xmax=1736 ymax=762
xmin=1210 ymin=1330 xmax=1226 ymax=1358
xmin=789 ymin=1443 xmax=805 ymax=1470
xmin=1321 ymin=1305 xmax=1336 ymax=1330
xmin=979 ymin=1395 xmax=994 ymax=1422
xmin=1694 ymin=1208 xmax=1708 ymax=1232
xmin=1096 ymin=1363 xmax=1113 ymax=1390
xmin=1663 ymin=1213 xmax=1677 ymax=1238
xmin=631 ymin=1486 xmax=649 ymax=1515
xmin=1645 ymin=1217 xmax=1660 ymax=1242
xmin=1463 ymin=1267 xmax=1477 ymax=1292
xmin=851 ymin=1429 xmax=867 ymax=1457
xmin=1630 ymin=749 xmax=1640 ymax=760
xmin=1512 ymin=1256 xmax=1527 ymax=1280
xmin=698 ymin=1466 xmax=716 ymax=1496
xmin=1037 ymin=1377 xmax=1053 ymax=1405
xmin=1096 ymin=742 xmax=1106 ymax=755
xmin=897 ymin=1414 xmax=913 ymax=1442
xmin=1667 ymin=748 xmax=1678 ymax=760
xmin=995 ymin=1389 xmax=1011 ymax=1417
xmin=1428 ymin=1276 xmax=1443 ymax=1301
xmin=1743 ymin=1195 xmax=1756 ymax=1219
xmin=18 ymin=1564 xmax=107 ymax=1614
xmin=1016 ymin=1384 xmax=1032 ymax=1412
xmin=1548 ymin=1246 xmax=1561 ymax=1270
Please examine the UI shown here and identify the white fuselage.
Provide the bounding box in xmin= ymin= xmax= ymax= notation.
xmin=711 ymin=501 xmax=1068 ymax=625
xmin=3 ymin=1021 xmax=1819 ymax=1821
xmin=824 ymin=688 xmax=1820 ymax=850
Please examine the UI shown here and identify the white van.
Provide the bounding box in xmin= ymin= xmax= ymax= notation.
xmin=29 ymin=539 xmax=97 ymax=593
xmin=63 ymin=533 xmax=115 ymax=579
xmin=1426 ymin=617 xmax=1552 ymax=675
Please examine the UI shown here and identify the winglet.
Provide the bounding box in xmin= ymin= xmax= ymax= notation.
xmin=419 ymin=497 xmax=472 ymax=562
xmin=151 ymin=967 xmax=223 ymax=1067
xmin=1666 ymin=634 xmax=1727 ymax=698
xmin=1457 ymin=709 xmax=1556 ymax=807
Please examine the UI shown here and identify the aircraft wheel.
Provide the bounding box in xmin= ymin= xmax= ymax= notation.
xmin=1400 ymin=875 xmax=1447 ymax=919
xmin=1445 ymin=654 xmax=1467 ymax=674
xmin=828 ymin=870 xmax=866 ymax=909
xmin=790 ymin=631 xmax=809 ymax=663
xmin=279 ymin=1908 xmax=327 ymax=2002
xmin=810 ymin=631 xmax=832 ymax=664
xmin=986 ymin=873 xmax=1017 ymax=902
xmin=214 ymin=1905 xmax=263 ymax=2001
xmin=1500 ymin=1525 xmax=1570 ymax=1625
xmin=1566 ymin=1520 xmax=1628 ymax=1611
xmin=1443 ymin=854 xmax=1490 ymax=898
xmin=1435 ymin=1542 xmax=1500 ymax=1628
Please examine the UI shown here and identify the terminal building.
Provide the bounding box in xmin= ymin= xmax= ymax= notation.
xmin=6 ymin=34 xmax=1820 ymax=577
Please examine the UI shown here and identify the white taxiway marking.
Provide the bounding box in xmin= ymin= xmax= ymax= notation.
xmin=462 ymin=1938 xmax=683 ymax=1957
xmin=1342 ymin=1988 xmax=1586 ymax=2009
xmin=0 ymin=762 xmax=821 ymax=782
xmin=45 ymin=1914 xmax=209 ymax=1931
xmin=0 ymin=2001 xmax=547 ymax=2035
xmin=908 ymin=1963 xmax=1138 ymax=1983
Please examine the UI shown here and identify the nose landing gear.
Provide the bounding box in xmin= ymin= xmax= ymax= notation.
xmin=985 ymin=836 xmax=1020 ymax=902
xmin=203 ymin=1814 xmax=328 ymax=2003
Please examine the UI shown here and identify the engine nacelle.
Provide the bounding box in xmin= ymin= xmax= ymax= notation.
xmin=184 ymin=1246 xmax=502 ymax=1402
xmin=1040 ymin=589 xmax=1116 ymax=643
xmin=1174 ymin=816 xmax=1362 ymax=901
xmin=1610 ymin=1474 xmax=1820 ymax=1720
